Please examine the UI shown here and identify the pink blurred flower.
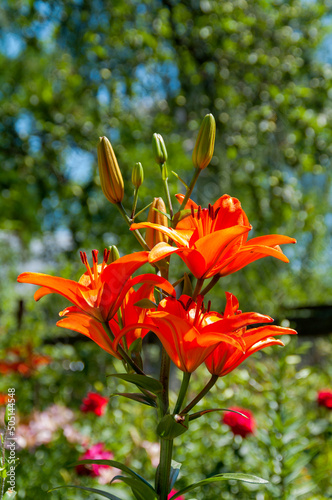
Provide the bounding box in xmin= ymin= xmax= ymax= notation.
xmin=168 ymin=490 xmax=184 ymax=500
xmin=80 ymin=392 xmax=109 ymax=416
xmin=76 ymin=443 xmax=114 ymax=477
xmin=141 ymin=440 xmax=160 ymax=468
xmin=317 ymin=389 xmax=332 ymax=409
xmin=223 ymin=407 xmax=255 ymax=438
xmin=16 ymin=404 xmax=77 ymax=449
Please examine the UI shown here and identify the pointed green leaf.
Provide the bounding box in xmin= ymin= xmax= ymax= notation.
xmin=182 ymin=273 xmax=193 ymax=296
xmin=48 ymin=485 xmax=123 ymax=500
xmin=110 ymin=392 xmax=157 ymax=407
xmin=153 ymin=207 xmax=171 ymax=220
xmin=108 ymin=373 xmax=163 ymax=394
xmin=157 ymin=414 xmax=189 ymax=440
xmin=170 ymin=460 xmax=182 ymax=489
xmin=129 ymin=338 xmax=143 ymax=355
xmin=69 ymin=459 xmax=154 ymax=491
xmin=111 ymin=476 xmax=157 ymax=500
xmin=134 ymin=299 xmax=158 ymax=309
xmin=189 ymin=408 xmax=249 ymax=421
xmin=172 ymin=209 xmax=192 ymax=226
xmin=169 ymin=473 xmax=269 ymax=498
xmin=171 ymin=276 xmax=184 ymax=289
xmin=171 ymin=171 xmax=189 ymax=189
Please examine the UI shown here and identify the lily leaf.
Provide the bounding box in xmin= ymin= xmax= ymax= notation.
xmin=48 ymin=485 xmax=123 ymax=500
xmin=172 ymin=209 xmax=192 ymax=225
xmin=108 ymin=373 xmax=163 ymax=394
xmin=110 ymin=392 xmax=157 ymax=407
xmin=182 ymin=273 xmax=193 ymax=296
xmin=157 ymin=414 xmax=189 ymax=440
xmin=188 ymin=408 xmax=249 ymax=421
xmin=134 ymin=299 xmax=158 ymax=309
xmin=171 ymin=171 xmax=189 ymax=189
xmin=111 ymin=476 xmax=158 ymax=500
xmin=153 ymin=207 xmax=171 ymax=220
xmin=69 ymin=459 xmax=154 ymax=491
xmin=169 ymin=460 xmax=182 ymax=489
xmin=128 ymin=338 xmax=143 ymax=354
xmin=169 ymin=473 xmax=269 ymax=499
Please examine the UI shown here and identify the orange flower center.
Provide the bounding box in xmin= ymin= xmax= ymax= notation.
xmin=189 ymin=203 xmax=221 ymax=241
xmin=79 ymin=249 xmax=110 ymax=289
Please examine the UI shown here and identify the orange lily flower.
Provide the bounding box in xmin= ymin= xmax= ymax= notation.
xmin=17 ymin=250 xmax=175 ymax=357
xmin=109 ymin=283 xmax=156 ymax=348
xmin=17 ymin=250 xmax=151 ymax=323
xmin=120 ymin=294 xmax=271 ymax=373
xmin=205 ymin=292 xmax=297 ymax=377
xmin=131 ymin=194 xmax=296 ymax=279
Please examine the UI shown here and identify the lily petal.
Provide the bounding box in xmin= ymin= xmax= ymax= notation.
xmin=131 ymin=222 xmax=190 ymax=247
xmin=57 ymin=312 xmax=121 ymax=359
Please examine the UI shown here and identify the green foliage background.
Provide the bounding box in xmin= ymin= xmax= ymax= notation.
xmin=0 ymin=1 xmax=332 ymax=499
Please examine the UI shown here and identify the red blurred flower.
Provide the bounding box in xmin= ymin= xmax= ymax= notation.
xmin=131 ymin=194 xmax=295 ymax=279
xmin=168 ymin=489 xmax=185 ymax=500
xmin=223 ymin=407 xmax=255 ymax=438
xmin=76 ymin=443 xmax=114 ymax=477
xmin=17 ymin=249 xmax=175 ymax=357
xmin=205 ymin=292 xmax=297 ymax=377
xmin=317 ymin=390 xmax=332 ymax=409
xmin=0 ymin=344 xmax=51 ymax=377
xmin=80 ymin=392 xmax=109 ymax=416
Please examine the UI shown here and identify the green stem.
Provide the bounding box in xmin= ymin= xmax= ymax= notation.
xmin=201 ymin=275 xmax=220 ymax=296
xmin=162 ymin=173 xmax=174 ymax=219
xmin=130 ymin=187 xmax=139 ymax=219
xmin=174 ymin=372 xmax=191 ymax=415
xmin=159 ymin=348 xmax=171 ymax=416
xmin=117 ymin=202 xmax=150 ymax=251
xmin=133 ymin=201 xmax=153 ymax=219
xmin=177 ymin=168 xmax=201 ymax=214
xmin=103 ymin=322 xmax=145 ymax=376
xmin=192 ymin=277 xmax=205 ymax=302
xmin=157 ymin=439 xmax=173 ymax=500
xmin=181 ymin=374 xmax=218 ymax=415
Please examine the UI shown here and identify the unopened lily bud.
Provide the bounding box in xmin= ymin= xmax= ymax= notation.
xmin=192 ymin=113 xmax=216 ymax=169
xmin=145 ymin=197 xmax=168 ymax=249
xmin=107 ymin=245 xmax=120 ymax=264
xmin=152 ymin=133 xmax=168 ymax=165
xmin=97 ymin=136 xmax=124 ymax=204
xmin=132 ymin=162 xmax=144 ymax=188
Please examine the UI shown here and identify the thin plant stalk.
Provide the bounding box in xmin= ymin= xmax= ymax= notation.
xmin=117 ymin=202 xmax=150 ymax=251
xmin=181 ymin=374 xmax=218 ymax=415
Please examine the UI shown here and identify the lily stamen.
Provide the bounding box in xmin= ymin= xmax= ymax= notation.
xmin=80 ymin=251 xmax=95 ymax=285
xmin=92 ymin=250 xmax=99 ymax=283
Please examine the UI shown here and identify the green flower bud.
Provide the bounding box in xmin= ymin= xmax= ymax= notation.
xmin=192 ymin=114 xmax=216 ymax=169
xmin=107 ymin=245 xmax=120 ymax=264
xmin=131 ymin=162 xmax=144 ymax=188
xmin=152 ymin=133 xmax=168 ymax=165
xmin=97 ymin=136 xmax=124 ymax=204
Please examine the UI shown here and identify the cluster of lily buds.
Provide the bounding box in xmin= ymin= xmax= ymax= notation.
xmin=97 ymin=114 xmax=216 ymax=209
